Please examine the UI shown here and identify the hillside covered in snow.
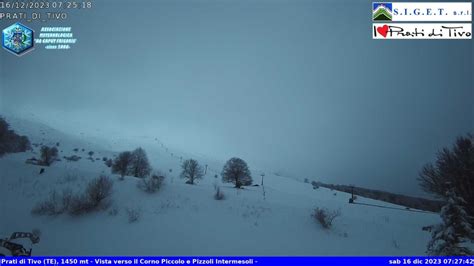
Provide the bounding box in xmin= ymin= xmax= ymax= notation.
xmin=0 ymin=115 xmax=441 ymax=255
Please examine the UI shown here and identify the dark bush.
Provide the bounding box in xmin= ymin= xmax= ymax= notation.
xmin=129 ymin=147 xmax=151 ymax=178
xmin=127 ymin=208 xmax=140 ymax=223
xmin=64 ymin=155 xmax=81 ymax=162
xmin=214 ymin=187 xmax=225 ymax=200
xmin=31 ymin=175 xmax=113 ymax=216
xmin=105 ymin=159 xmax=113 ymax=168
xmin=40 ymin=146 xmax=58 ymax=166
xmin=68 ymin=194 xmax=95 ymax=216
xmin=112 ymin=151 xmax=132 ymax=178
xmin=31 ymin=191 xmax=63 ymax=216
xmin=86 ymin=175 xmax=113 ymax=207
xmin=312 ymin=207 xmax=341 ymax=229
xmin=138 ymin=174 xmax=164 ymax=193
xmin=418 ymin=134 xmax=474 ymax=223
xmin=0 ymin=117 xmax=31 ymax=157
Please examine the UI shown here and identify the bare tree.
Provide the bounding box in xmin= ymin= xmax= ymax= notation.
xmin=221 ymin=157 xmax=252 ymax=188
xmin=130 ymin=147 xmax=151 ymax=178
xmin=112 ymin=151 xmax=132 ymax=178
xmin=180 ymin=159 xmax=204 ymax=184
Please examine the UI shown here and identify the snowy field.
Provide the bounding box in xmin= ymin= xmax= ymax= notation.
xmin=0 ymin=116 xmax=440 ymax=255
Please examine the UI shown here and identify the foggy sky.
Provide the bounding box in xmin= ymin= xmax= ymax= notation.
xmin=1 ymin=0 xmax=472 ymax=197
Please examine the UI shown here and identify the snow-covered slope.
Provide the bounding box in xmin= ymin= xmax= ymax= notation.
xmin=0 ymin=116 xmax=440 ymax=255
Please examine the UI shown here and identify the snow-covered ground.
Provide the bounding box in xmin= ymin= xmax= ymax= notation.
xmin=0 ymin=116 xmax=440 ymax=255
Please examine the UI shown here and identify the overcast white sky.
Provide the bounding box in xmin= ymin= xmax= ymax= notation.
xmin=1 ymin=0 xmax=472 ymax=197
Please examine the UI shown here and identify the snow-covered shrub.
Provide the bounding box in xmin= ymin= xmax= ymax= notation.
xmin=60 ymin=188 xmax=73 ymax=211
xmin=138 ymin=174 xmax=164 ymax=193
xmin=86 ymin=175 xmax=113 ymax=208
xmin=69 ymin=175 xmax=113 ymax=216
xmin=32 ymin=176 xmax=113 ymax=216
xmin=31 ymin=191 xmax=63 ymax=216
xmin=31 ymin=189 xmax=75 ymax=216
xmin=427 ymin=189 xmax=473 ymax=255
xmin=68 ymin=194 xmax=94 ymax=216
xmin=312 ymin=207 xmax=341 ymax=229
xmin=127 ymin=208 xmax=140 ymax=223
xmin=39 ymin=146 xmax=58 ymax=166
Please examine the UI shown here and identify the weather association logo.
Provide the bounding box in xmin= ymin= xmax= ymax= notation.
xmin=2 ymin=22 xmax=34 ymax=56
xmin=373 ymin=2 xmax=393 ymax=21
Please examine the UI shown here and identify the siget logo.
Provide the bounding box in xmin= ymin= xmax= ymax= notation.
xmin=372 ymin=2 xmax=472 ymax=40
xmin=373 ymin=2 xmax=393 ymax=21
xmin=2 ymin=22 xmax=34 ymax=56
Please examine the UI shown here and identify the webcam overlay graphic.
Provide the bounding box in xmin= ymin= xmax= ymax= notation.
xmin=372 ymin=2 xmax=472 ymax=39
xmin=373 ymin=3 xmax=393 ymax=21
xmin=2 ymin=22 xmax=34 ymax=56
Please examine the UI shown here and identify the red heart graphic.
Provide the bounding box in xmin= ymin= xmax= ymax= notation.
xmin=377 ymin=25 xmax=389 ymax=38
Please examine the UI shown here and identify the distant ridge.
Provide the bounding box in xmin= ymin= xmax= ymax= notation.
xmin=314 ymin=181 xmax=443 ymax=212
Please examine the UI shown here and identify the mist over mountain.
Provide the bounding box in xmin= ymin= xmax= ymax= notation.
xmin=1 ymin=0 xmax=472 ymax=197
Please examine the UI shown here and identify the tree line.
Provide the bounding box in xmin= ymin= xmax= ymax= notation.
xmin=111 ymin=148 xmax=253 ymax=188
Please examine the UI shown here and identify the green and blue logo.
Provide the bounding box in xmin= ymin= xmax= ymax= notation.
xmin=373 ymin=3 xmax=393 ymax=21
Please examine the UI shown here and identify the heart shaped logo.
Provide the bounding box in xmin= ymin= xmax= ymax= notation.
xmin=377 ymin=25 xmax=389 ymax=38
